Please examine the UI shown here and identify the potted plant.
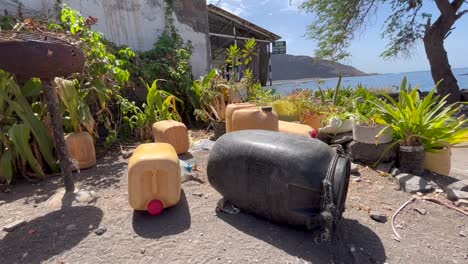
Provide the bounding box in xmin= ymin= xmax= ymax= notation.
xmin=55 ymin=78 xmax=96 ymax=170
xmin=371 ymin=78 xmax=468 ymax=175
xmin=193 ymin=70 xmax=238 ymax=140
xmin=352 ymin=87 xmax=393 ymax=144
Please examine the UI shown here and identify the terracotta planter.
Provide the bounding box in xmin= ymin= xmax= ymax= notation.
xmin=399 ymin=145 xmax=425 ymax=175
xmin=212 ymin=121 xmax=226 ymax=140
xmin=352 ymin=122 xmax=393 ymax=144
xmin=301 ymin=112 xmax=325 ymax=129
xmin=65 ymin=131 xmax=96 ymax=170
xmin=424 ymin=147 xmax=451 ymax=175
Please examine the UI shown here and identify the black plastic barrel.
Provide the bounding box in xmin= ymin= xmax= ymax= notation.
xmin=207 ymin=130 xmax=351 ymax=230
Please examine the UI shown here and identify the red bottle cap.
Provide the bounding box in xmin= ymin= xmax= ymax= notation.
xmin=147 ymin=199 xmax=164 ymax=216
xmin=310 ymin=129 xmax=318 ymax=138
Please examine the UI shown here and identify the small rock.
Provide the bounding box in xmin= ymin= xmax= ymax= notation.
xmin=454 ymin=199 xmax=468 ymax=207
xmin=446 ymin=180 xmax=468 ymax=201
xmin=390 ymin=168 xmax=401 ymax=177
xmin=369 ymin=211 xmax=387 ymax=223
xmin=192 ymin=192 xmax=203 ymax=197
xmin=3 ymin=219 xmax=27 ymax=232
xmin=94 ymin=227 xmax=107 ymax=236
xmin=395 ymin=173 xmax=433 ymax=193
xmin=122 ymin=150 xmax=133 ymax=159
xmin=351 ymin=163 xmax=359 ymax=174
xmin=0 ymin=200 xmax=6 ymax=206
xmin=435 ymin=188 xmax=444 ymax=194
xmin=349 ymin=246 xmax=356 ymax=253
xmin=395 ymin=223 xmax=404 ymax=229
xmin=140 ymin=248 xmax=146 ymax=254
xmin=66 ymin=224 xmax=77 ymax=231
xmin=459 ymin=231 xmax=467 ymax=237
xmin=352 ymin=177 xmax=362 ymax=183
xmin=414 ymin=208 xmax=427 ymax=215
xmin=416 ymin=192 xmax=424 ymax=196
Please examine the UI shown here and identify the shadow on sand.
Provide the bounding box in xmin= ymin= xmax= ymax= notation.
xmin=217 ymin=211 xmax=386 ymax=264
xmin=132 ymin=190 xmax=191 ymax=239
xmin=0 ymin=206 xmax=103 ymax=264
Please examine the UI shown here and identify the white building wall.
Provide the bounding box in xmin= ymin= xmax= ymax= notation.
xmin=0 ymin=0 xmax=210 ymax=78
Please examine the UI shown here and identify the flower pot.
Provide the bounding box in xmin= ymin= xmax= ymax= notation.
xmin=399 ymin=145 xmax=425 ymax=175
xmin=352 ymin=123 xmax=393 ymax=144
xmin=212 ymin=121 xmax=226 ymax=141
xmin=65 ymin=131 xmax=96 ymax=170
xmin=301 ymin=112 xmax=325 ymax=129
xmin=424 ymin=147 xmax=451 ymax=176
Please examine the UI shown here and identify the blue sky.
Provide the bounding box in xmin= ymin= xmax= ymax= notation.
xmin=208 ymin=0 xmax=468 ymax=74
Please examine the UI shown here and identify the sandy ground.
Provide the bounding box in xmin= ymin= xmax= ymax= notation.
xmin=0 ymin=139 xmax=467 ymax=264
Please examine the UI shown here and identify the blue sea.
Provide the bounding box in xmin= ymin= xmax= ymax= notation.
xmin=271 ymin=67 xmax=468 ymax=95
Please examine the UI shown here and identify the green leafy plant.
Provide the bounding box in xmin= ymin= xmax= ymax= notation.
xmin=226 ymin=44 xmax=242 ymax=83
xmin=192 ymin=70 xmax=232 ymax=123
xmin=55 ymin=78 xmax=95 ymax=134
xmin=372 ymin=80 xmax=468 ymax=149
xmin=0 ymin=70 xmax=58 ymax=183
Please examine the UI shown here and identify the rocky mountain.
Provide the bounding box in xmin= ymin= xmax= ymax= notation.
xmin=271 ymin=54 xmax=368 ymax=81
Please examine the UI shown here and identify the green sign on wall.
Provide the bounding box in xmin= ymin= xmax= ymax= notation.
xmin=272 ymin=41 xmax=286 ymax=54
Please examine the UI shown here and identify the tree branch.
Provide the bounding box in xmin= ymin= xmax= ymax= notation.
xmin=451 ymin=0 xmax=465 ymax=11
xmin=456 ymin=9 xmax=468 ymax=19
xmin=436 ymin=0 xmax=454 ymax=16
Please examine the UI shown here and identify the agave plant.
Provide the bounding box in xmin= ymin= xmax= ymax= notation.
xmin=371 ymin=79 xmax=468 ymax=149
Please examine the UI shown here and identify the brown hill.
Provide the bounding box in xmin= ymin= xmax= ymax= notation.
xmin=271 ymin=54 xmax=368 ymax=81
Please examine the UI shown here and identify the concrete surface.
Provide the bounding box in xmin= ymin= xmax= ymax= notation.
xmin=451 ymin=145 xmax=468 ymax=180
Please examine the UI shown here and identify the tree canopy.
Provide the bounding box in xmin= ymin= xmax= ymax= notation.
xmin=299 ymin=0 xmax=467 ymax=61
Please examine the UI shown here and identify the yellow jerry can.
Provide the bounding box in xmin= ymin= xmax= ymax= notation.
xmin=128 ymin=143 xmax=181 ymax=215
xmin=278 ymin=121 xmax=316 ymax=138
xmin=225 ymin=103 xmax=257 ymax=133
xmin=231 ymin=106 xmax=279 ymax=132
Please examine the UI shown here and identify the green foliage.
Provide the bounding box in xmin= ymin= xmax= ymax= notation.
xmin=0 ymin=70 xmax=58 ymax=183
xmin=192 ymin=70 xmax=230 ymax=122
xmin=55 ymin=78 xmax=95 ymax=134
xmin=352 ymin=85 xmax=379 ymax=125
xmin=299 ymin=0 xmax=466 ymax=60
xmin=0 ymin=15 xmax=16 ymax=30
xmin=120 ymin=80 xmax=183 ymax=140
xmin=59 ymin=5 xmax=136 ymax=146
xmin=371 ymin=80 xmax=468 ymax=148
xmin=138 ymin=31 xmax=193 ymax=123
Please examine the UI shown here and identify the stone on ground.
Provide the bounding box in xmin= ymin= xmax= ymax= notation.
xmin=46 ymin=188 xmax=97 ymax=209
xmin=369 ymin=211 xmax=387 ymax=223
xmin=347 ymin=141 xmax=397 ymax=165
xmin=446 ymin=180 xmax=468 ymax=201
xmin=351 ymin=163 xmax=359 ymax=174
xmin=3 ymin=219 xmax=26 ymax=232
xmin=395 ymin=173 xmax=433 ymax=193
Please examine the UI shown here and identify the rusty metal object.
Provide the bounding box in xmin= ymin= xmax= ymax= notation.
xmin=0 ymin=31 xmax=85 ymax=80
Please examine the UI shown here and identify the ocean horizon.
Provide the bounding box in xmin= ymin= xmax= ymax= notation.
xmin=270 ymin=67 xmax=468 ymax=95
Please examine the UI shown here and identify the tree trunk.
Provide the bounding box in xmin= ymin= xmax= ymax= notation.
xmin=423 ymin=34 xmax=460 ymax=103
xmin=43 ymin=81 xmax=75 ymax=193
